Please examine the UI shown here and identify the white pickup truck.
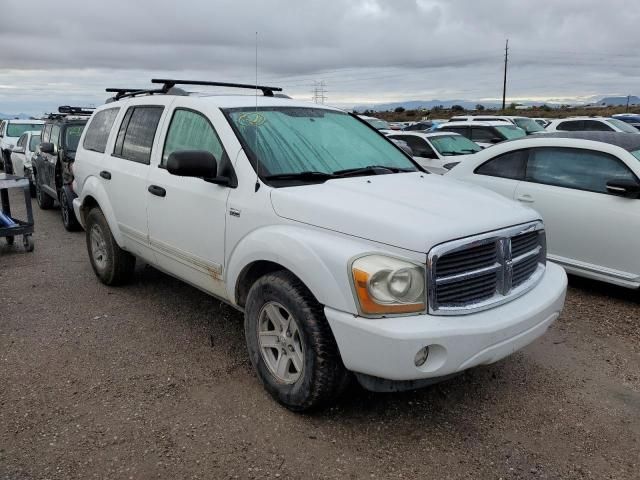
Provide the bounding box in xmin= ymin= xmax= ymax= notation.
xmin=72 ymin=80 xmax=567 ymax=411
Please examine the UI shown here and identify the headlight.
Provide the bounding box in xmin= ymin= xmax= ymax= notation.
xmin=351 ymin=255 xmax=426 ymax=315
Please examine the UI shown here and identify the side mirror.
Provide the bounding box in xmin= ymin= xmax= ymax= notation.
xmin=490 ymin=137 xmax=503 ymax=144
xmin=40 ymin=142 xmax=55 ymax=154
xmin=166 ymin=150 xmax=231 ymax=186
xmin=12 ymin=146 xmax=25 ymax=154
xmin=606 ymin=179 xmax=640 ymax=199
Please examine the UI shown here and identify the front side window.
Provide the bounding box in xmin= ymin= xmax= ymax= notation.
xmin=29 ymin=134 xmax=41 ymax=152
xmin=494 ymin=125 xmax=526 ymax=140
xmin=113 ymin=106 xmax=163 ymax=164
xmin=162 ymin=109 xmax=224 ymax=166
xmin=64 ymin=124 xmax=86 ymax=151
xmin=83 ymin=108 xmax=120 ymax=153
xmin=17 ymin=134 xmax=27 ymax=148
xmin=50 ymin=125 xmax=61 ymax=146
xmin=6 ymin=123 xmax=43 ymax=137
xmin=225 ymin=107 xmax=417 ymax=177
xmin=526 ymin=147 xmax=637 ymax=194
xmin=392 ymin=135 xmax=436 ymax=158
xmin=631 ymin=149 xmax=640 ymax=161
xmin=475 ymin=150 xmax=527 ymax=179
xmin=430 ymin=135 xmax=481 ymax=156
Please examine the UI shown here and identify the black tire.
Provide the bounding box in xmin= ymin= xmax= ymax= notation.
xmin=85 ymin=207 xmax=135 ymax=285
xmin=245 ymin=270 xmax=348 ymax=411
xmin=60 ymin=189 xmax=81 ymax=231
xmin=34 ymin=171 xmax=54 ymax=210
xmin=3 ymin=153 xmax=13 ymax=174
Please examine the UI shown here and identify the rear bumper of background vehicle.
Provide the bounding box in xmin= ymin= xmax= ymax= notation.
xmin=325 ymin=262 xmax=567 ymax=383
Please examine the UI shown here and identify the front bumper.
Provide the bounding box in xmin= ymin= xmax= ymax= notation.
xmin=325 ymin=262 xmax=567 ymax=382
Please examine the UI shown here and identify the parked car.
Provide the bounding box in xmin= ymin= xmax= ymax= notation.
xmin=437 ymin=121 xmax=526 ymax=148
xmin=611 ymin=114 xmax=640 ymax=131
xmin=388 ymin=131 xmax=481 ymax=174
xmin=0 ymin=119 xmax=44 ymax=173
xmin=32 ymin=107 xmax=93 ymax=231
xmin=446 ymin=131 xmax=640 ymax=288
xmin=71 ymin=79 xmax=566 ymax=411
xmin=545 ymin=117 xmax=640 ymax=134
xmin=401 ymin=121 xmax=433 ymax=132
xmin=533 ymin=118 xmax=551 ymax=128
xmin=358 ymin=115 xmax=394 ymax=134
xmin=446 ymin=115 xmax=545 ymax=135
xmin=9 ymin=130 xmax=41 ymax=194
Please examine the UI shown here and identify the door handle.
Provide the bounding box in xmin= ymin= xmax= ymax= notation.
xmin=148 ymin=185 xmax=166 ymax=197
xmin=100 ymin=170 xmax=111 ymax=180
xmin=516 ymin=194 xmax=534 ymax=203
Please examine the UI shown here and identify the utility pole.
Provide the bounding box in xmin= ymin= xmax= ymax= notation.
xmin=626 ymin=95 xmax=630 ymax=113
xmin=502 ymin=39 xmax=509 ymax=111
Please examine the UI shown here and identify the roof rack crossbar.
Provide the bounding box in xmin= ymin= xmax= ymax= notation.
xmin=105 ymin=87 xmax=166 ymax=100
xmin=151 ymin=78 xmax=283 ymax=97
xmin=58 ymin=105 xmax=95 ymax=115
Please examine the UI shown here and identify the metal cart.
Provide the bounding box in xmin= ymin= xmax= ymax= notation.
xmin=0 ymin=172 xmax=34 ymax=252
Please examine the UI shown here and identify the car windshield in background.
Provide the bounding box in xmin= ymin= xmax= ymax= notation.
xmin=495 ymin=125 xmax=527 ymax=140
xmin=513 ymin=117 xmax=545 ymax=133
xmin=225 ymin=107 xmax=417 ymax=179
xmin=631 ymin=150 xmax=640 ymax=161
xmin=364 ymin=118 xmax=391 ymax=130
xmin=65 ymin=125 xmax=85 ymax=151
xmin=29 ymin=134 xmax=41 ymax=152
xmin=429 ymin=135 xmax=482 ymax=156
xmin=607 ymin=118 xmax=639 ymax=133
xmin=7 ymin=123 xmax=43 ymax=137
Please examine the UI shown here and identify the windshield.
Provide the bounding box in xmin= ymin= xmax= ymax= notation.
xmin=631 ymin=149 xmax=640 ymax=161
xmin=363 ymin=118 xmax=391 ymax=130
xmin=512 ymin=117 xmax=545 ymax=133
xmin=7 ymin=123 xmax=43 ymax=138
xmin=607 ymin=118 xmax=639 ymax=133
xmin=429 ymin=135 xmax=481 ymax=156
xmin=225 ymin=107 xmax=417 ymax=178
xmin=64 ymin=124 xmax=85 ymax=151
xmin=28 ymin=134 xmax=41 ymax=152
xmin=495 ymin=125 xmax=527 ymax=140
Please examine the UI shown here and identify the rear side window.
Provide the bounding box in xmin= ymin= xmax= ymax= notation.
xmin=162 ymin=109 xmax=224 ymax=166
xmin=556 ymin=120 xmax=583 ymax=131
xmin=475 ymin=150 xmax=527 ymax=179
xmin=583 ymin=120 xmax=613 ymax=131
xmin=471 ymin=127 xmax=497 ymax=142
xmin=83 ymin=108 xmax=120 ymax=153
xmin=113 ymin=106 xmax=163 ymax=164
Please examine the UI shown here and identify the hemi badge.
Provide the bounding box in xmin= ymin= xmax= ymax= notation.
xmin=229 ymin=208 xmax=241 ymax=218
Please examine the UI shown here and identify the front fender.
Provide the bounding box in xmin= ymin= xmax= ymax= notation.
xmin=225 ymin=225 xmax=365 ymax=314
xmin=78 ymin=175 xmax=124 ymax=246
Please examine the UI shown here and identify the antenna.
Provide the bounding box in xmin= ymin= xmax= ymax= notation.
xmin=254 ymin=31 xmax=260 ymax=192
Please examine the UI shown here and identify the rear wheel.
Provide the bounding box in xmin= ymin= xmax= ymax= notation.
xmin=244 ymin=271 xmax=348 ymax=411
xmin=60 ymin=189 xmax=80 ymax=231
xmin=85 ymin=207 xmax=135 ymax=285
xmin=34 ymin=171 xmax=54 ymax=209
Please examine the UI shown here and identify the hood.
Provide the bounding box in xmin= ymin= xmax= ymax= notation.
xmin=270 ymin=172 xmax=539 ymax=253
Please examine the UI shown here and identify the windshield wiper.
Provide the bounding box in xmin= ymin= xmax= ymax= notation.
xmin=264 ymin=171 xmax=337 ymax=182
xmin=438 ymin=151 xmax=464 ymax=156
xmin=333 ymin=165 xmax=414 ymax=177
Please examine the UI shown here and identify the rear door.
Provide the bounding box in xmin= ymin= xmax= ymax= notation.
xmin=472 ymin=149 xmax=526 ymax=199
xmin=43 ymin=124 xmax=61 ymax=191
xmin=104 ymin=103 xmax=165 ymax=260
xmin=514 ymin=147 xmax=640 ymax=281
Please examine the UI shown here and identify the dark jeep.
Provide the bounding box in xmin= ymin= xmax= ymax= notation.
xmin=32 ymin=107 xmax=93 ymax=231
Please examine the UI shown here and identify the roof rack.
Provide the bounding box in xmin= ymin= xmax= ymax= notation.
xmin=105 ymin=87 xmax=166 ymax=101
xmin=58 ymin=106 xmax=95 ymax=115
xmin=151 ymin=78 xmax=283 ymax=97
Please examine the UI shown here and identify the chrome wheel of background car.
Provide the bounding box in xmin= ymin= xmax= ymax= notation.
xmin=90 ymin=224 xmax=108 ymax=271
xmin=257 ymin=301 xmax=304 ymax=384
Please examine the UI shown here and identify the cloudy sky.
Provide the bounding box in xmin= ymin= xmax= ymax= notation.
xmin=0 ymin=0 xmax=638 ymax=115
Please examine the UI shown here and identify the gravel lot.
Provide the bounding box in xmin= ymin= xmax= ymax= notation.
xmin=1 ymin=191 xmax=638 ymax=480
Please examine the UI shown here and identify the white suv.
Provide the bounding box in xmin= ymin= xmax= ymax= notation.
xmin=0 ymin=119 xmax=45 ymax=173
xmin=72 ymin=79 xmax=567 ymax=411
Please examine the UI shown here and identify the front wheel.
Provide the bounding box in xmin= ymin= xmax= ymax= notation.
xmin=85 ymin=207 xmax=135 ymax=285
xmin=244 ymin=271 xmax=348 ymax=411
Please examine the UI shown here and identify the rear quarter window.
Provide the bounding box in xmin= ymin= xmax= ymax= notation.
xmin=83 ymin=108 xmax=120 ymax=153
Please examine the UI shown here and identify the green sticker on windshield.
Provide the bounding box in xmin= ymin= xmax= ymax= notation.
xmin=237 ymin=112 xmax=266 ymax=127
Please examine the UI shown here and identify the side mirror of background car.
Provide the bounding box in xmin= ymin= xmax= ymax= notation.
xmin=167 ymin=150 xmax=231 ymax=187
xmin=606 ymin=179 xmax=640 ymax=199
xmin=40 ymin=142 xmax=55 ymax=154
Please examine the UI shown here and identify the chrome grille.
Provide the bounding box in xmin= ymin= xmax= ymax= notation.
xmin=428 ymin=222 xmax=546 ymax=315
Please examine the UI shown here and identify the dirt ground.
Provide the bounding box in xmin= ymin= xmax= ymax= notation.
xmin=1 ymin=191 xmax=638 ymax=480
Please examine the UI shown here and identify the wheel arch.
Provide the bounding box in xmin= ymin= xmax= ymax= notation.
xmin=78 ymin=176 xmax=124 ymax=246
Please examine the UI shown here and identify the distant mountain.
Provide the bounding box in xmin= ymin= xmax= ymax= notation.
xmin=0 ymin=112 xmax=33 ymax=120
xmin=597 ymin=96 xmax=640 ymax=106
xmin=351 ymin=99 xmax=556 ymax=112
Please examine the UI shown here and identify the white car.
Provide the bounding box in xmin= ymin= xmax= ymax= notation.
xmin=437 ymin=120 xmax=527 ymax=148
xmin=446 ymin=131 xmax=640 ymax=288
xmin=10 ymin=130 xmax=41 ymax=190
xmin=447 ymin=115 xmax=546 ymax=135
xmin=358 ymin=115 xmax=395 ymax=135
xmin=545 ymin=117 xmax=640 ymax=134
xmin=388 ymin=131 xmax=481 ymax=174
xmin=0 ymin=119 xmax=45 ymax=173
xmin=72 ymin=79 xmax=566 ymax=411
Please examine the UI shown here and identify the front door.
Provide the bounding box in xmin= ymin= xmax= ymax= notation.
xmin=146 ymin=107 xmax=230 ymax=298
